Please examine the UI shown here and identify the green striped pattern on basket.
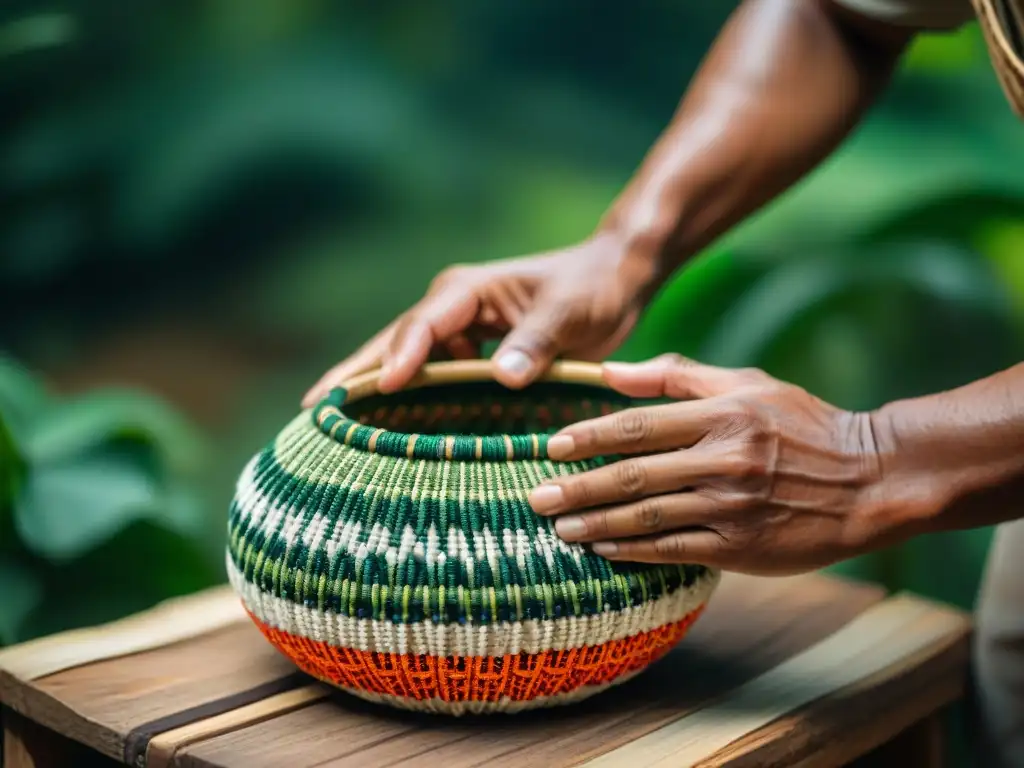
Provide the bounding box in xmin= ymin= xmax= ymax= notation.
xmin=227 ymin=382 xmax=711 ymax=627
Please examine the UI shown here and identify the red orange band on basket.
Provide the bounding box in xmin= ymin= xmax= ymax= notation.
xmin=249 ymin=606 xmax=705 ymax=706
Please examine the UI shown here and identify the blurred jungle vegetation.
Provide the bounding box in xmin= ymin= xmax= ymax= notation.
xmin=2 ymin=1 xmax=1023 ymax=649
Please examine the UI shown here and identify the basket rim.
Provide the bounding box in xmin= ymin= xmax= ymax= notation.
xmin=310 ymin=360 xmax=618 ymax=461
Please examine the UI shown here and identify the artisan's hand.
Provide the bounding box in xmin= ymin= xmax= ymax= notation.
xmin=302 ymin=233 xmax=656 ymax=406
xmin=530 ymin=354 xmax=896 ymax=575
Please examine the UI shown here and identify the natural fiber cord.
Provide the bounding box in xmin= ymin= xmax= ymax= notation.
xmin=227 ymin=363 xmax=719 ymax=715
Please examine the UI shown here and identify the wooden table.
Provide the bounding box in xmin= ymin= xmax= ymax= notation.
xmin=0 ymin=572 xmax=970 ymax=768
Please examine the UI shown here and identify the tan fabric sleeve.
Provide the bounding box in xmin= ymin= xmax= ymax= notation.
xmin=830 ymin=0 xmax=977 ymax=29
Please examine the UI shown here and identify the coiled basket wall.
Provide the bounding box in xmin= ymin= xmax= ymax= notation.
xmin=227 ymin=361 xmax=720 ymax=715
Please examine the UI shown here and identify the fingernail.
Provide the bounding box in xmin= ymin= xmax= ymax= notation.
xmin=592 ymin=542 xmax=619 ymax=557
xmin=529 ymin=485 xmax=564 ymax=514
xmin=497 ymin=350 xmax=531 ymax=376
xmin=603 ymin=362 xmax=630 ymax=374
xmin=546 ymin=435 xmax=575 ymax=460
xmin=555 ymin=517 xmax=587 ymax=540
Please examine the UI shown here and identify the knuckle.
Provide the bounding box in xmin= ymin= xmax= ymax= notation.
xmin=657 ymin=352 xmax=688 ymax=368
xmin=635 ymin=499 xmax=663 ymax=530
xmin=562 ymin=478 xmax=591 ymax=508
xmin=614 ymin=460 xmax=648 ymax=496
xmin=724 ymin=451 xmax=767 ymax=480
xmin=613 ymin=410 xmax=651 ymax=443
xmin=654 ymin=535 xmax=685 ymax=557
xmin=592 ymin=510 xmax=613 ymax=538
xmin=724 ymin=397 xmax=760 ymax=425
xmin=706 ymin=487 xmax=747 ymax=512
xmin=514 ymin=324 xmax=561 ymax=355
xmin=737 ymin=366 xmax=769 ymax=384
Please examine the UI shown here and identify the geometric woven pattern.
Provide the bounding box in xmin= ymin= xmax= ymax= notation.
xmin=227 ymin=378 xmax=719 ymax=714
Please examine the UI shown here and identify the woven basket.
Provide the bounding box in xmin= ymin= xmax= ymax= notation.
xmin=227 ymin=360 xmax=720 ymax=715
xmin=973 ymin=0 xmax=1024 ymax=117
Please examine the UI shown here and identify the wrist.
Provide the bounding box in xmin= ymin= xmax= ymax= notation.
xmin=861 ymin=393 xmax=1024 ymax=539
xmin=857 ymin=404 xmax=949 ymax=542
xmin=594 ymin=193 xmax=698 ymax=305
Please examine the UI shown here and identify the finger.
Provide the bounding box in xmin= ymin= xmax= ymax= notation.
xmin=552 ymin=492 xmax=717 ymax=543
xmin=570 ymin=309 xmax=639 ymax=363
xmin=546 ymin=402 xmax=713 ymax=461
xmin=529 ymin=450 xmax=720 ymax=516
xmin=602 ymin=354 xmax=760 ymax=400
xmin=301 ymin=324 xmax=395 ymax=407
xmin=590 ymin=530 xmax=727 ymax=566
xmin=443 ymin=332 xmax=480 ymax=360
xmin=485 ymin=281 xmax=528 ymax=327
xmin=491 ymin=294 xmax=574 ymax=388
xmin=380 ymin=289 xmax=480 ymax=393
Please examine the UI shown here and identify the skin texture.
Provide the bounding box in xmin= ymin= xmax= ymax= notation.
xmin=304 ymin=0 xmax=912 ymax=405
xmin=304 ymin=0 xmax=1024 ymax=572
xmin=302 ymin=232 xmax=655 ymax=404
xmin=529 ymin=356 xmax=1024 ymax=574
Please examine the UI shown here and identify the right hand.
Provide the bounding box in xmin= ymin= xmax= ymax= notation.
xmin=301 ymin=232 xmax=659 ymax=406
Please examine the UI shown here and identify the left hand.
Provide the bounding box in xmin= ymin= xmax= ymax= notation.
xmin=529 ymin=354 xmax=900 ymax=575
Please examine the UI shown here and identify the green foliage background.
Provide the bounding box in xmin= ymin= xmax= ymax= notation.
xmin=1 ymin=2 xmax=1022 ymax=666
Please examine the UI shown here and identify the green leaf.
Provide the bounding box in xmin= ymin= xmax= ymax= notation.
xmin=0 ymin=557 xmax=43 ymax=646
xmin=0 ymin=13 xmax=77 ymax=58
xmin=24 ymin=389 xmax=206 ymax=477
xmin=18 ymin=520 xmax=220 ymax=640
xmin=901 ymin=26 xmax=987 ymax=75
xmin=0 ymin=356 xmax=49 ymax=441
xmin=0 ymin=411 xmax=24 ymax=535
xmin=619 ymin=248 xmax=766 ymax=362
xmin=721 ymin=72 xmax=1024 ymax=257
xmin=700 ymin=243 xmax=1012 ymax=364
xmin=15 ymin=442 xmax=167 ymax=561
xmin=889 ymin=528 xmax=995 ymax=610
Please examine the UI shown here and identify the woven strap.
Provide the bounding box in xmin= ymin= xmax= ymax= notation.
xmin=972 ymin=0 xmax=1024 ymax=117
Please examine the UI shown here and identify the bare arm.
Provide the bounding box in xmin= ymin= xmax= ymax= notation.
xmin=870 ymin=363 xmax=1024 ymax=535
xmin=304 ymin=0 xmax=922 ymax=398
xmin=603 ymin=0 xmax=915 ymax=293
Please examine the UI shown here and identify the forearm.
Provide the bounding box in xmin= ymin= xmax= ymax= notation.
xmin=601 ymin=0 xmax=913 ymax=292
xmin=869 ymin=363 xmax=1024 ymax=536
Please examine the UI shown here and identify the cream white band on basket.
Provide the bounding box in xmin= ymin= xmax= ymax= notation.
xmin=229 ymin=357 xmax=723 ymax=714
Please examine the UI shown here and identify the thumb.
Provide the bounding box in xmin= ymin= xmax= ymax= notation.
xmin=602 ymin=354 xmax=751 ymax=400
xmin=491 ymin=298 xmax=575 ymax=388
xmin=378 ymin=289 xmax=479 ymax=393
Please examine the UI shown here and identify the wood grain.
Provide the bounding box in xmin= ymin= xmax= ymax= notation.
xmin=0 ymin=622 xmax=298 ymax=761
xmin=178 ymin=574 xmax=885 ymax=768
xmin=852 ymin=712 xmax=946 ymax=768
xmin=585 ymin=594 xmax=969 ymax=767
xmin=0 ymin=572 xmax=972 ymax=768
xmin=0 ymin=587 xmax=244 ymax=682
xmin=2 ymin=707 xmax=111 ymax=768
xmin=146 ymin=685 xmax=331 ymax=768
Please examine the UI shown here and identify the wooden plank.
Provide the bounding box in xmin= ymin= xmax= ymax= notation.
xmin=0 ymin=622 xmax=299 ymax=762
xmin=2 ymin=707 xmax=112 ymax=768
xmin=0 ymin=587 xmax=244 ymax=682
xmin=583 ymin=594 xmax=970 ymax=767
xmin=173 ymin=699 xmax=425 ymax=768
xmin=146 ymin=685 xmax=332 ymax=768
xmin=178 ymin=573 xmax=885 ymax=768
xmin=851 ymin=711 xmax=946 ymax=768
